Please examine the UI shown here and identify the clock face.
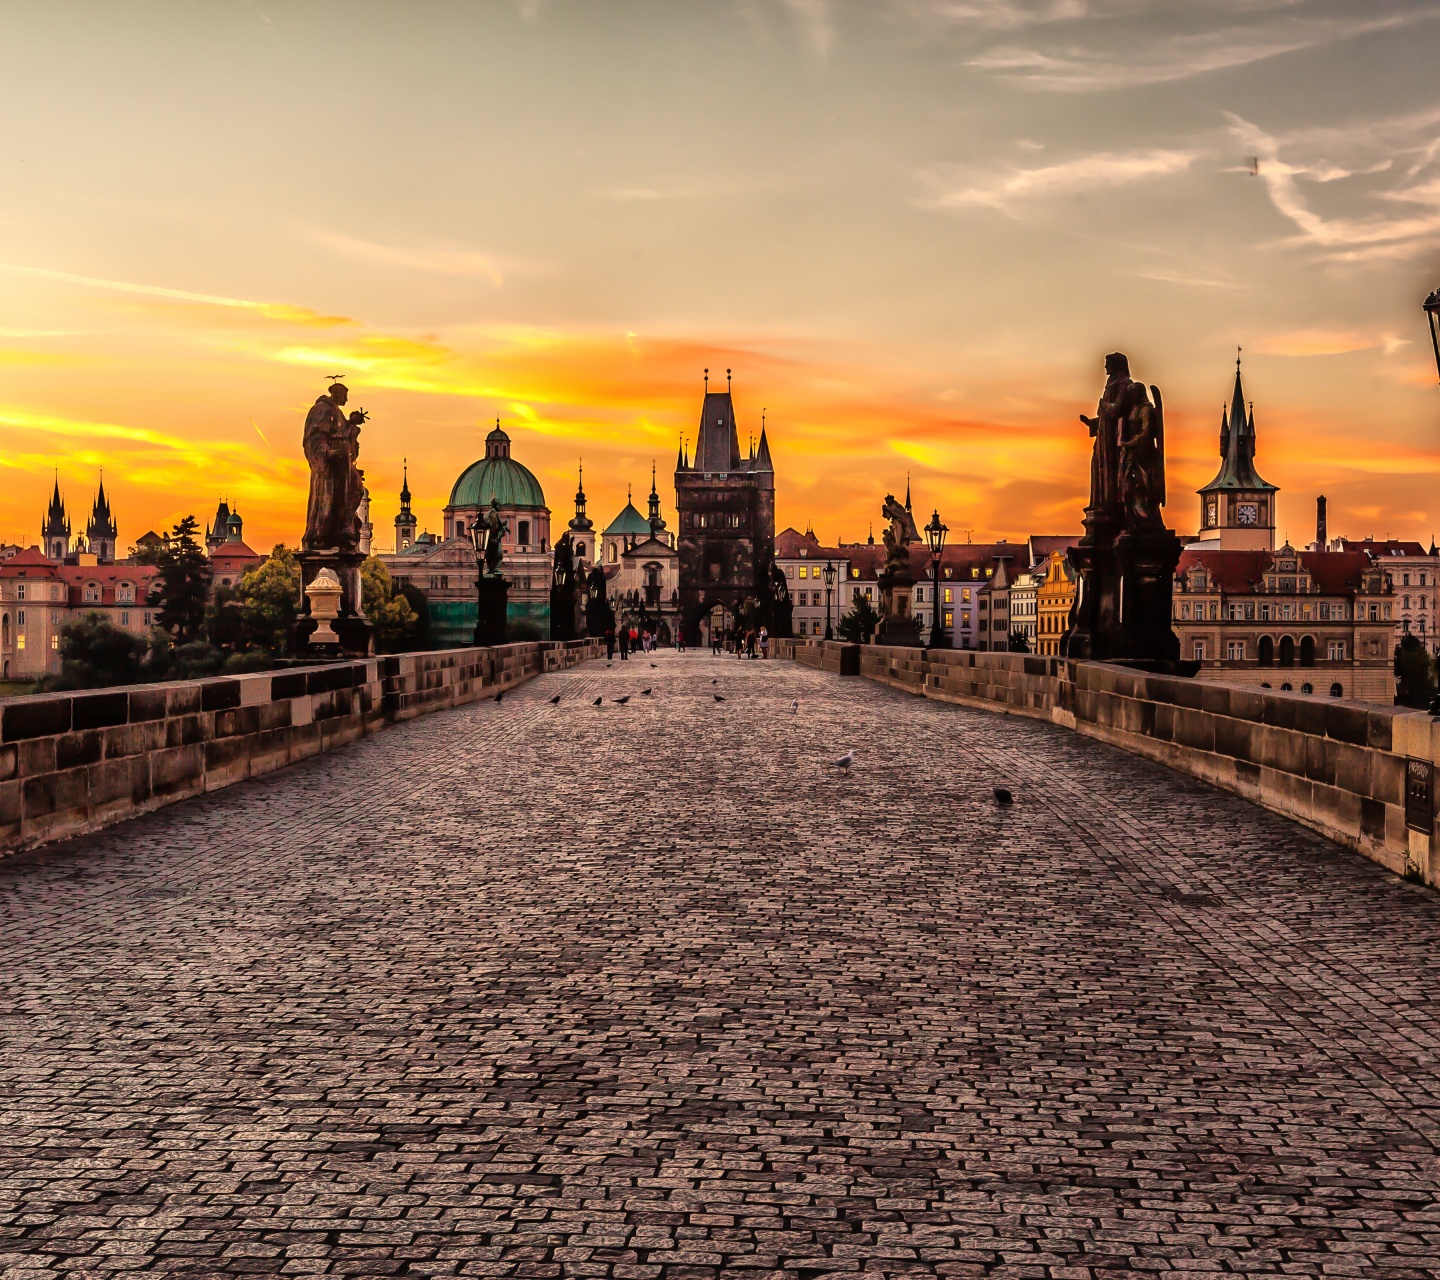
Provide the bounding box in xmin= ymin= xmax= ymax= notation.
xmin=1237 ymin=503 xmax=1259 ymax=526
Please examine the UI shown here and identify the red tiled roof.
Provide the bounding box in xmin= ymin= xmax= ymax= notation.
xmin=0 ymin=548 xmax=60 ymax=575
xmin=1335 ymin=538 xmax=1428 ymax=558
xmin=1028 ymin=535 xmax=1082 ymax=560
xmin=210 ymin=540 xmax=262 ymax=562
xmin=1178 ymin=548 xmax=1378 ymax=595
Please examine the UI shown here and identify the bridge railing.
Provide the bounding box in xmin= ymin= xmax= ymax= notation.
xmin=773 ymin=638 xmax=1436 ymax=888
xmin=0 ymin=639 xmax=602 ymax=856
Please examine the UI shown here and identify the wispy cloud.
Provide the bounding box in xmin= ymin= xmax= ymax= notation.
xmin=0 ymin=263 xmax=355 ymax=327
xmin=302 ymin=229 xmax=529 ymax=286
xmin=1228 ymin=107 xmax=1440 ymax=261
xmin=922 ymin=146 xmax=1197 ymax=211
xmin=782 ymin=0 xmax=835 ymax=58
xmin=1252 ymin=327 xmax=1413 ymax=357
xmin=953 ymin=4 xmax=1434 ymax=92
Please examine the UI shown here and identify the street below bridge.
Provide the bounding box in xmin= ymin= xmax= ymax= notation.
xmin=2 ymin=651 xmax=1440 ymax=1278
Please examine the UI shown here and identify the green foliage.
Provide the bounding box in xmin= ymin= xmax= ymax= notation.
xmin=838 ymin=594 xmax=880 ymax=644
xmin=395 ymin=581 xmax=431 ymax=649
xmin=1394 ymin=634 xmax=1435 ymax=708
xmin=361 ymin=556 xmax=420 ymax=653
xmin=1008 ymin=629 xmax=1031 ymax=653
xmin=238 ymin=545 xmax=301 ymax=654
xmin=148 ymin=515 xmax=212 ymax=644
xmin=40 ymin=613 xmax=148 ymax=690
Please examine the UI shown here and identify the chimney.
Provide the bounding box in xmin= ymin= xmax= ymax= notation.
xmin=1316 ymin=495 xmax=1327 ymax=550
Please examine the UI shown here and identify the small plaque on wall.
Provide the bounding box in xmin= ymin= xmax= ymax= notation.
xmin=1405 ymin=758 xmax=1434 ymax=833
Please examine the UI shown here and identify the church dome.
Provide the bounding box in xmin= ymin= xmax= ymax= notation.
xmin=447 ymin=425 xmax=546 ymax=509
xmin=603 ymin=500 xmax=651 ymax=537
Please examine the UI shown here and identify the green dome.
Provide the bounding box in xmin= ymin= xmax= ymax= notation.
xmin=447 ymin=428 xmax=546 ymax=509
xmin=603 ymin=501 xmax=651 ymax=537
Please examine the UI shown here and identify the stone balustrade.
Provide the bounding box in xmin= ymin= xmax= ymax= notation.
xmin=0 ymin=639 xmax=601 ymax=855
xmin=773 ymin=638 xmax=1436 ymax=887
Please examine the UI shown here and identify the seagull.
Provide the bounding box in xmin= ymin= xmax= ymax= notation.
xmin=789 ymin=699 xmax=799 ymax=714
xmin=549 ymin=694 xmax=562 ymax=705
xmin=993 ymin=787 xmax=1013 ymax=805
xmin=615 ymin=695 xmax=631 ymax=705
xmin=713 ymin=693 xmax=725 ymax=702
xmin=833 ymin=751 xmax=855 ymax=772
xmin=592 ymin=696 xmax=603 ymax=706
xmin=641 ymin=688 xmax=652 ymax=696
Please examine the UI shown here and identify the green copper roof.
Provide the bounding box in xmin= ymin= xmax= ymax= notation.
xmin=603 ymin=500 xmax=651 ymax=536
xmin=448 ymin=456 xmax=546 ymax=509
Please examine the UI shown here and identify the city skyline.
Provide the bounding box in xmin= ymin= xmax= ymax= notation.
xmin=3 ymin=1 xmax=1440 ymax=551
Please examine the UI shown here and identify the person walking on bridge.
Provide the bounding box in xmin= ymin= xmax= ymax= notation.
xmin=619 ymin=626 xmax=630 ymax=661
xmin=605 ymin=626 xmax=615 ymax=661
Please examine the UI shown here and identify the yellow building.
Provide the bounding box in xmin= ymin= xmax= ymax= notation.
xmin=1035 ymin=550 xmax=1076 ymax=656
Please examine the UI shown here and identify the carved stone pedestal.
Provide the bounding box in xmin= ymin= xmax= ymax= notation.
xmin=549 ymin=581 xmax=580 ymax=641
xmin=474 ymin=575 xmax=509 ymax=647
xmin=1062 ymin=513 xmax=1181 ymax=664
xmin=876 ymin=568 xmax=923 ymax=648
xmin=295 ymin=550 xmax=374 ymax=657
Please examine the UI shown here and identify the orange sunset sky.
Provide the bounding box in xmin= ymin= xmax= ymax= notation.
xmin=3 ymin=1 xmax=1440 ymax=554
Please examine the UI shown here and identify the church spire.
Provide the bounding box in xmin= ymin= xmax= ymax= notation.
xmin=569 ymin=459 xmax=592 ymax=533
xmin=399 ymin=458 xmax=411 ymax=508
xmin=648 ymin=460 xmax=666 ymax=535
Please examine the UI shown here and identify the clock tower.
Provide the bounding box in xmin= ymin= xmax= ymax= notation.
xmin=1194 ymin=353 xmax=1277 ymax=551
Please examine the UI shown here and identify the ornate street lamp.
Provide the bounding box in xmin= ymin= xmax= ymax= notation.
xmin=823 ymin=559 xmax=837 ymax=640
xmin=924 ymin=508 xmax=949 ymax=649
xmin=1425 ymin=288 xmax=1440 ymax=385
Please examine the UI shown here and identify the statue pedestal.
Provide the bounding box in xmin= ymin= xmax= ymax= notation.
xmin=1062 ymin=511 xmax=1181 ymax=663
xmin=475 ymin=574 xmax=509 ymax=647
xmin=876 ymin=568 xmax=923 ymax=648
xmin=549 ymin=582 xmax=579 ymax=641
xmin=296 ymin=550 xmax=374 ymax=657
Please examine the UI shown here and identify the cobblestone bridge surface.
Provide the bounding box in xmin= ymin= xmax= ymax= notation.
xmin=3 ymin=653 xmax=1440 ymax=1279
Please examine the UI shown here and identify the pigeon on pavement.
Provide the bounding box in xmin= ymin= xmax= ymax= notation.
xmin=993 ymin=787 xmax=1013 ymax=805
xmin=714 ymin=693 xmax=725 ymax=702
xmin=790 ymin=699 xmax=799 ymax=714
xmin=615 ymin=695 xmax=631 ymax=705
xmin=592 ymin=696 xmax=603 ymax=706
xmin=549 ymin=694 xmax=562 ymax=705
xmin=641 ymin=688 xmax=652 ymax=696
xmin=833 ymin=751 xmax=855 ymax=772
xmin=494 ymin=691 xmax=504 ymax=703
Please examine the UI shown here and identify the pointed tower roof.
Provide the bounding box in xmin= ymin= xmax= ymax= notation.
xmin=693 ymin=383 xmax=742 ymax=472
xmin=1199 ymin=352 xmax=1277 ymax=494
xmin=87 ymin=476 xmax=118 ymax=540
xmin=570 ymin=461 xmax=593 ymax=533
xmin=399 ymin=458 xmax=412 ymax=507
xmin=647 ymin=461 xmax=667 ymax=534
xmin=42 ymin=475 xmax=70 ymax=539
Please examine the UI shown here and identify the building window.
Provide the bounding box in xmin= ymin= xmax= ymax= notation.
xmin=850 ymin=567 xmax=859 ymax=578
xmin=1227 ymin=641 xmax=1245 ymax=660
xmin=943 ymin=610 xmax=953 ymax=628
xmin=121 ymin=612 xmax=130 ymax=626
xmin=915 ymin=587 xmax=924 ymax=603
xmin=1259 ymin=603 xmax=1270 ymax=621
xmin=1193 ymin=640 xmax=1206 ymax=661
xmin=1301 ymin=682 xmax=1314 ymax=694
xmin=1281 ymin=682 xmax=1293 ymax=691
xmin=1330 ymin=683 xmax=1343 ymax=697
xmin=944 ymin=588 xmax=954 ymax=604
xmin=144 ymin=612 xmax=151 ymax=625
xmin=15 ymin=585 xmax=23 ymax=601
xmin=16 ymin=636 xmax=23 ymax=651
xmin=50 ymin=634 xmax=58 ymax=650
xmin=16 ymin=610 xmax=24 ymax=626
xmin=456 ymin=521 xmax=465 ymax=537
xmin=518 ymin=520 xmax=530 ymax=546
xmin=1328 ymin=641 xmax=1345 ymax=661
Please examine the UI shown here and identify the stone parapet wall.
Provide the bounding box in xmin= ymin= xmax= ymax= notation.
xmin=772 ymin=638 xmax=1435 ymax=886
xmin=0 ymin=639 xmax=601 ymax=855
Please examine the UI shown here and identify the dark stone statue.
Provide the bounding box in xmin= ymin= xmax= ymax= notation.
xmin=1062 ymin=352 xmax=1181 ymax=666
xmin=550 ymin=532 xmax=581 ymax=640
xmin=876 ymin=493 xmax=922 ymax=647
xmin=768 ymin=561 xmax=794 ymax=638
xmin=472 ymin=499 xmax=507 ymax=577
xmin=585 ymin=561 xmax=613 ymax=637
xmin=302 ymin=382 xmax=367 ymax=552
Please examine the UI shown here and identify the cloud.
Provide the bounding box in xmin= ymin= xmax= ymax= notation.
xmin=783 ymin=0 xmax=835 ymax=58
xmin=1227 ymin=107 xmax=1440 ymax=261
xmin=302 ymin=230 xmax=526 ymax=286
xmin=0 ymin=263 xmax=355 ymax=327
xmin=953 ymin=4 xmax=1436 ymax=92
xmin=1252 ymin=328 xmax=1412 ymax=357
xmin=922 ymin=147 xmax=1197 ymax=211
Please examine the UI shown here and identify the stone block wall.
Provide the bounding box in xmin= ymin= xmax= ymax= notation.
xmin=0 ymin=639 xmax=600 ymax=856
xmin=771 ymin=639 xmax=1435 ymax=887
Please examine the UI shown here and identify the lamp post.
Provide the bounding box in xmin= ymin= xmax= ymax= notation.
xmin=823 ymin=559 xmax=837 ymax=640
xmin=1426 ymin=288 xmax=1440 ymax=384
xmin=924 ymin=508 xmax=949 ymax=648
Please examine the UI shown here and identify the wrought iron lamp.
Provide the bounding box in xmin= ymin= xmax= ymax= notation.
xmin=1426 ymin=288 xmax=1440 ymax=385
xmin=823 ymin=559 xmax=837 ymax=641
xmin=924 ymin=508 xmax=949 ymax=649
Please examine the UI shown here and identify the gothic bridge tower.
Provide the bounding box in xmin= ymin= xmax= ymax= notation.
xmin=674 ymin=371 xmax=775 ymax=643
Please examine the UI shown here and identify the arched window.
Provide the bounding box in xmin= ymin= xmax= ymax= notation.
xmin=1301 ymin=682 xmax=1314 ymax=694
xmin=1 ymin=614 xmax=8 ymax=648
xmin=1299 ymin=636 xmax=1315 ymax=667
xmin=608 ymin=543 xmax=617 ymax=563
xmin=1258 ymin=635 xmax=1274 ymax=666
xmin=1330 ymin=683 xmax=1343 ymax=697
xmin=576 ymin=543 xmax=586 ymax=559
xmin=1281 ymin=682 xmax=1293 ymax=691
xmin=1260 ymin=681 xmax=1272 ymax=688
xmin=1279 ymin=635 xmax=1295 ymax=667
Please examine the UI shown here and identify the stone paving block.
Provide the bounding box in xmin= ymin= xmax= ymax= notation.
xmin=0 ymin=651 xmax=1438 ymax=1278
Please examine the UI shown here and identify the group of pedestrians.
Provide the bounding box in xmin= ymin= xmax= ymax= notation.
xmin=604 ymin=626 xmax=662 ymax=661
xmin=709 ymin=626 xmax=769 ymax=659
